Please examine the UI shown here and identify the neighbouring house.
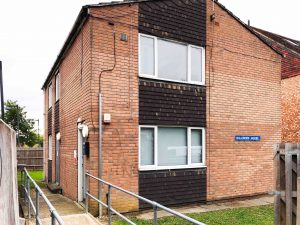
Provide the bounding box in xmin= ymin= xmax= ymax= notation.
xmin=42 ymin=0 xmax=282 ymax=214
xmin=252 ymin=27 xmax=300 ymax=143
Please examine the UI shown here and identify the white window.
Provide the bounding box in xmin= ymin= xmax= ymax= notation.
xmin=139 ymin=126 xmax=205 ymax=170
xmin=55 ymin=73 xmax=60 ymax=101
xmin=48 ymin=135 xmax=52 ymax=160
xmin=139 ymin=34 xmax=205 ymax=85
xmin=140 ymin=36 xmax=155 ymax=75
xmin=48 ymin=82 xmax=52 ymax=109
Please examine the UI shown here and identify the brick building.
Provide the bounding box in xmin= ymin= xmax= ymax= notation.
xmin=253 ymin=27 xmax=300 ymax=143
xmin=42 ymin=0 xmax=282 ymax=213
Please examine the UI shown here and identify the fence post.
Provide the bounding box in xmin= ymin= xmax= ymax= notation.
xmin=285 ymin=143 xmax=293 ymax=225
xmin=28 ymin=177 xmax=31 ymax=219
xmin=153 ymin=204 xmax=158 ymax=225
xmin=274 ymin=144 xmax=280 ymax=225
xmin=36 ymin=188 xmax=39 ymax=224
xmin=108 ymin=185 xmax=112 ymax=225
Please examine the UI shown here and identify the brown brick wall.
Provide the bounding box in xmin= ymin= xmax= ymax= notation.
xmin=89 ymin=4 xmax=139 ymax=212
xmin=44 ymin=4 xmax=139 ymax=214
xmin=44 ymin=14 xmax=93 ymax=206
xmin=282 ymin=76 xmax=300 ymax=142
xmin=205 ymin=0 xmax=281 ymax=201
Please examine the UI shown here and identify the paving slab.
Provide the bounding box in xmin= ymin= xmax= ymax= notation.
xmin=21 ymin=186 xmax=104 ymax=225
xmin=28 ymin=214 xmax=102 ymax=225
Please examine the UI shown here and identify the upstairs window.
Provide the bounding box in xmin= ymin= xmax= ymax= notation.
xmin=55 ymin=73 xmax=60 ymax=101
xmin=139 ymin=34 xmax=205 ymax=85
xmin=48 ymin=82 xmax=52 ymax=109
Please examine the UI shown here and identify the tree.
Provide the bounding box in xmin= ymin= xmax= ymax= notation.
xmin=4 ymin=100 xmax=40 ymax=147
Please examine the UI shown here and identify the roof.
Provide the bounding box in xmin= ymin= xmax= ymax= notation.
xmin=252 ymin=27 xmax=300 ymax=58
xmin=42 ymin=0 xmax=282 ymax=89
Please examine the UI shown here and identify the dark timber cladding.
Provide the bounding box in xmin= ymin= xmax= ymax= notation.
xmin=139 ymin=79 xmax=206 ymax=126
xmin=139 ymin=168 xmax=207 ymax=208
xmin=139 ymin=0 xmax=206 ymax=46
xmin=54 ymin=101 xmax=60 ymax=133
xmin=48 ymin=109 xmax=52 ymax=135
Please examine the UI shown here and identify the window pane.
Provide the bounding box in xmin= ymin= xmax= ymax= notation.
xmin=158 ymin=40 xmax=187 ymax=81
xmin=191 ymin=129 xmax=203 ymax=164
xmin=56 ymin=74 xmax=60 ymax=101
xmin=158 ymin=127 xmax=187 ymax=166
xmin=140 ymin=36 xmax=155 ymax=75
xmin=48 ymin=135 xmax=52 ymax=160
xmin=141 ymin=128 xmax=154 ymax=166
xmin=48 ymin=83 xmax=52 ymax=108
xmin=191 ymin=47 xmax=203 ymax=83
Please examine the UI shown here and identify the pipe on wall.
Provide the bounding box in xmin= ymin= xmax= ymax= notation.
xmin=98 ymin=93 xmax=103 ymax=217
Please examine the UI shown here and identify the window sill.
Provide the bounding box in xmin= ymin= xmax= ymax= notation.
xmin=139 ymin=74 xmax=205 ymax=86
xmin=139 ymin=165 xmax=207 ymax=171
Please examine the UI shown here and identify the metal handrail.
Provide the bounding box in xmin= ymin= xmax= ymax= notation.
xmin=85 ymin=172 xmax=206 ymax=225
xmin=21 ymin=167 xmax=65 ymax=225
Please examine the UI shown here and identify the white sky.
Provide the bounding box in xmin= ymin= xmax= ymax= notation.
xmin=0 ymin=0 xmax=299 ymax=132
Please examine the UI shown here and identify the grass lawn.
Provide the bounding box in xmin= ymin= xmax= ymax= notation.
xmin=113 ymin=205 xmax=273 ymax=225
xmin=17 ymin=170 xmax=45 ymax=188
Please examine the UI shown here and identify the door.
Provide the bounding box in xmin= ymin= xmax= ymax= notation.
xmin=55 ymin=134 xmax=60 ymax=185
xmin=77 ymin=126 xmax=85 ymax=202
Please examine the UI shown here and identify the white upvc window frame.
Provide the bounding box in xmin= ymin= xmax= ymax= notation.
xmin=55 ymin=72 xmax=60 ymax=102
xmin=139 ymin=125 xmax=206 ymax=171
xmin=48 ymin=82 xmax=52 ymax=109
xmin=139 ymin=33 xmax=205 ymax=85
xmin=48 ymin=135 xmax=52 ymax=160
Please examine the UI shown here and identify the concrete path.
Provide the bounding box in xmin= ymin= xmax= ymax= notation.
xmin=137 ymin=195 xmax=274 ymax=220
xmin=21 ymin=187 xmax=102 ymax=225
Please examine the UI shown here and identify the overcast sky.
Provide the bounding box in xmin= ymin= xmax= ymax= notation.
xmin=0 ymin=0 xmax=299 ymax=132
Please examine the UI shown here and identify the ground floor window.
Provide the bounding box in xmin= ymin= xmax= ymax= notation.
xmin=139 ymin=126 xmax=205 ymax=170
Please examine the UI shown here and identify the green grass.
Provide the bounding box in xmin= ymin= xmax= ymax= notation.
xmin=113 ymin=205 xmax=273 ymax=225
xmin=17 ymin=170 xmax=45 ymax=188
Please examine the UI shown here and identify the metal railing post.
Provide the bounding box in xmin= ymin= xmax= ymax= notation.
xmin=22 ymin=168 xmax=65 ymax=225
xmin=85 ymin=172 xmax=89 ymax=213
xmin=36 ymin=188 xmax=39 ymax=225
xmin=20 ymin=169 xmax=23 ymax=198
xmin=23 ymin=170 xmax=26 ymax=200
xmin=51 ymin=212 xmax=56 ymax=225
xmin=28 ymin=177 xmax=31 ymax=219
xmin=153 ymin=204 xmax=158 ymax=225
xmin=85 ymin=172 xmax=206 ymax=225
xmin=108 ymin=185 xmax=112 ymax=225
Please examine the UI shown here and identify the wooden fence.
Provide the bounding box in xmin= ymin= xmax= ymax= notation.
xmin=0 ymin=120 xmax=19 ymax=225
xmin=274 ymin=143 xmax=300 ymax=225
xmin=17 ymin=147 xmax=43 ymax=170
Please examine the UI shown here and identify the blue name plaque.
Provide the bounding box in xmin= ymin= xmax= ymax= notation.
xmin=235 ymin=136 xmax=261 ymax=141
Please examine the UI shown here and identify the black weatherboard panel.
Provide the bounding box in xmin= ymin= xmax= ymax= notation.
xmin=139 ymin=168 xmax=207 ymax=208
xmin=54 ymin=101 xmax=60 ymax=133
xmin=139 ymin=0 xmax=206 ymax=46
xmin=139 ymin=79 xmax=206 ymax=127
